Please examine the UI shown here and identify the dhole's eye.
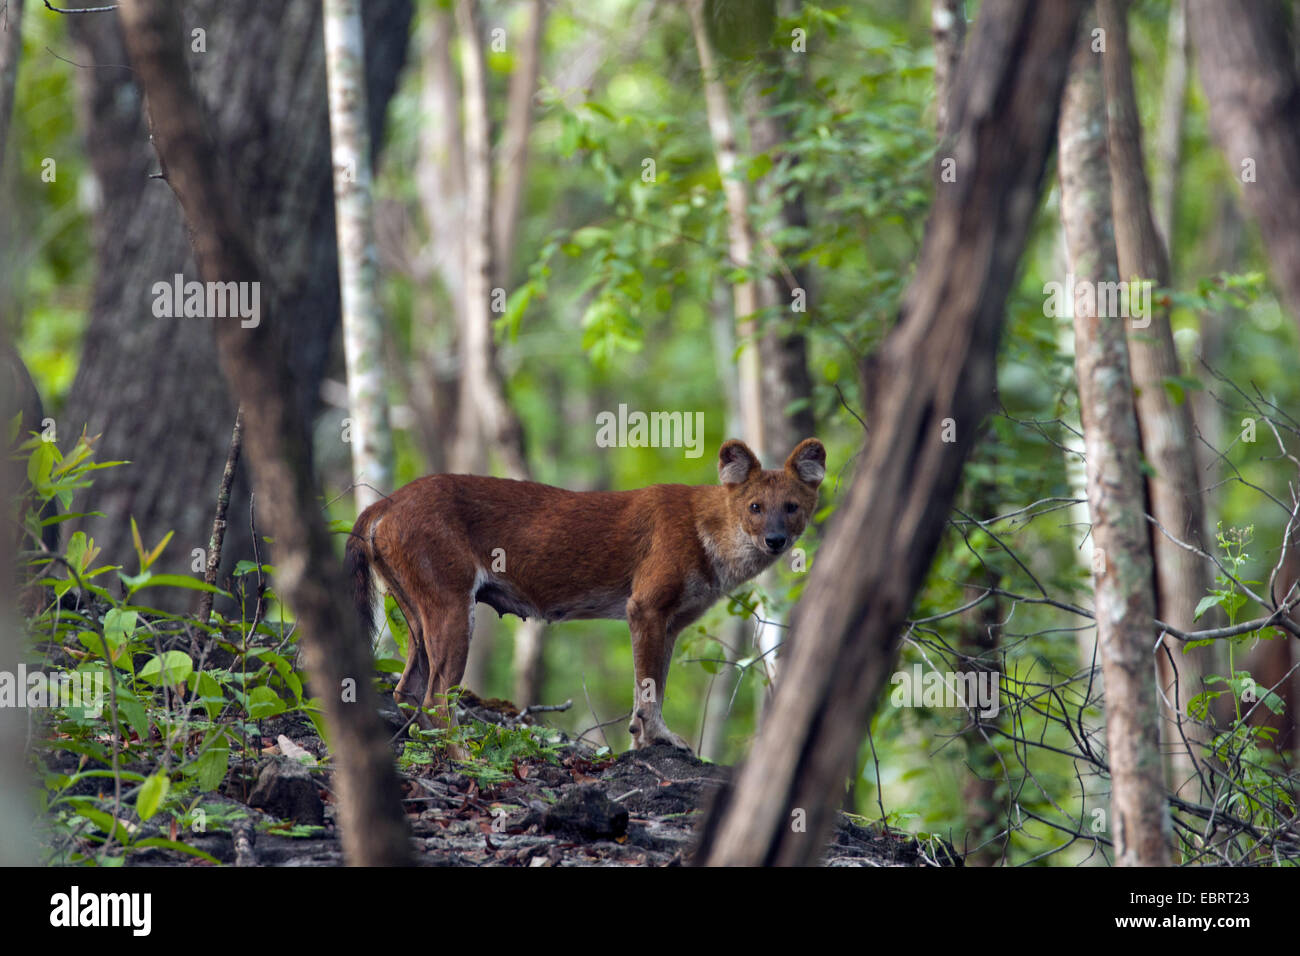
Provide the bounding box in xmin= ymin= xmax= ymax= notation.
xmin=749 ymin=502 xmax=762 ymax=514
xmin=785 ymin=502 xmax=798 ymax=514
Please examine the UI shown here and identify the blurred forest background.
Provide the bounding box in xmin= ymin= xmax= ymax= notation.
xmin=4 ymin=0 xmax=1299 ymax=865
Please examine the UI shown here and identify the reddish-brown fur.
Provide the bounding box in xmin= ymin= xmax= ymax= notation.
xmin=346 ymin=438 xmax=825 ymax=756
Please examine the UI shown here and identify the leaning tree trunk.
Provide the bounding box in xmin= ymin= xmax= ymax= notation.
xmin=932 ymin=0 xmax=1005 ymax=866
xmin=695 ymin=0 xmax=1082 ymax=867
xmin=1188 ymin=0 xmax=1300 ymax=333
xmin=1097 ymin=0 xmax=1215 ymax=802
xmin=324 ymin=0 xmax=394 ymax=513
xmin=63 ymin=0 xmax=410 ymax=610
xmin=1057 ymin=22 xmax=1169 ymax=866
xmin=118 ymin=0 xmax=411 ymax=866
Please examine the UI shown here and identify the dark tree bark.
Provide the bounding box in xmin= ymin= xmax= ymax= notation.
xmin=63 ymin=0 xmax=410 ymax=608
xmin=695 ymin=0 xmax=1082 ymax=867
xmin=117 ymin=0 xmax=411 ymax=866
xmin=1188 ymin=0 xmax=1300 ymax=332
xmin=1057 ymin=22 xmax=1169 ymax=866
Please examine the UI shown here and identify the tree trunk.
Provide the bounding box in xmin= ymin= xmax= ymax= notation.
xmin=1188 ymin=0 xmax=1300 ymax=332
xmin=410 ymin=6 xmax=466 ymax=479
xmin=494 ymin=0 xmax=546 ymax=285
xmin=64 ymin=0 xmax=410 ymax=610
xmin=1057 ymin=23 xmax=1169 ymax=866
xmin=117 ymin=0 xmax=411 ymax=866
xmin=695 ymin=0 xmax=1082 ymax=867
xmin=931 ymin=0 xmax=966 ymax=140
xmin=689 ymin=0 xmax=784 ymax=696
xmin=687 ymin=0 xmax=765 ymax=462
xmin=1151 ymin=0 xmax=1187 ymax=251
xmin=0 ymin=0 xmax=21 ymax=169
xmin=324 ymin=0 xmax=394 ymax=512
xmin=933 ymin=0 xmax=1004 ymax=865
xmin=449 ymin=0 xmax=528 ymax=481
xmin=1097 ymin=0 xmax=1214 ymax=802
xmin=0 ymin=338 xmax=34 ymax=863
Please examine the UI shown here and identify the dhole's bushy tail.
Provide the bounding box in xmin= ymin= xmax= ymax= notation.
xmin=344 ymin=528 xmax=375 ymax=642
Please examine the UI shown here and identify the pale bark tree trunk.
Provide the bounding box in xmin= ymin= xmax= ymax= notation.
xmin=325 ymin=0 xmax=394 ymax=512
xmin=687 ymin=0 xmax=765 ymax=461
xmin=0 ymin=0 xmax=21 ymax=169
xmin=494 ymin=0 xmax=546 ymax=284
xmin=0 ymin=0 xmax=25 ymax=352
xmin=1057 ymin=23 xmax=1169 ymax=866
xmin=450 ymin=0 xmax=528 ymax=481
xmin=700 ymin=284 xmax=746 ymax=762
xmin=1097 ymin=0 xmax=1214 ymax=802
xmin=63 ymin=0 xmax=410 ymax=611
xmin=409 ymin=6 xmax=466 ymax=480
xmin=0 ymin=336 xmax=34 ymax=863
xmin=118 ymin=0 xmax=410 ymax=866
xmin=495 ymin=0 xmax=549 ymax=709
xmin=1188 ymin=0 xmax=1300 ymax=332
xmin=744 ymin=56 xmax=817 ymax=710
xmin=746 ymin=0 xmax=817 ymax=464
xmin=1151 ymin=0 xmax=1187 ymax=251
xmin=688 ymin=0 xmax=782 ymax=697
xmin=696 ymin=0 xmax=1082 ymax=867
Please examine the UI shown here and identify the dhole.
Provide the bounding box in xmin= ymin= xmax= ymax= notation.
xmin=346 ymin=437 xmax=825 ymax=757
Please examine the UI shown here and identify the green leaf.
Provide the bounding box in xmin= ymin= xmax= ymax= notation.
xmin=136 ymin=773 xmax=169 ymax=821
xmin=247 ymin=685 xmax=285 ymax=720
xmin=129 ymin=838 xmax=220 ymax=865
xmin=193 ymin=730 xmax=230 ymax=791
xmin=1193 ymin=594 xmax=1221 ymax=621
xmin=26 ymin=440 xmax=56 ymax=490
xmin=192 ymin=671 xmax=225 ymax=720
xmin=139 ymin=651 xmax=194 ymax=687
xmin=128 ymin=573 xmax=229 ymax=596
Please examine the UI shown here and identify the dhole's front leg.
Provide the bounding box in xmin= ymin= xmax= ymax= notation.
xmin=626 ymin=595 xmax=691 ymax=752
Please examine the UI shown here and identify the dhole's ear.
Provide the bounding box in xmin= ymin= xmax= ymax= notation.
xmin=718 ymin=439 xmax=761 ymax=485
xmin=785 ymin=438 xmax=826 ymax=488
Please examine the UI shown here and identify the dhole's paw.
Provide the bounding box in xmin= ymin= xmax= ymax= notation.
xmin=629 ymin=714 xmax=693 ymax=753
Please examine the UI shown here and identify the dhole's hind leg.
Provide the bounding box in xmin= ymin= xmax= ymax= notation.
xmin=416 ymin=600 xmax=473 ymax=761
xmin=389 ymin=592 xmax=431 ymax=725
xmin=393 ymin=611 xmax=431 ymax=726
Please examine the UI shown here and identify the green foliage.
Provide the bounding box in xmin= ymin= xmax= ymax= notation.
xmin=15 ymin=442 xmax=320 ymax=865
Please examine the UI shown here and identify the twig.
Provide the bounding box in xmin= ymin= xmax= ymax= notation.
xmin=44 ymin=1 xmax=119 ymax=12
xmin=516 ymin=699 xmax=572 ymax=722
xmin=196 ymin=405 xmax=243 ymax=625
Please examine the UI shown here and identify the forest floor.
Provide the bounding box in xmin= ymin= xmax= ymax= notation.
xmin=122 ymin=691 xmax=959 ymax=867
